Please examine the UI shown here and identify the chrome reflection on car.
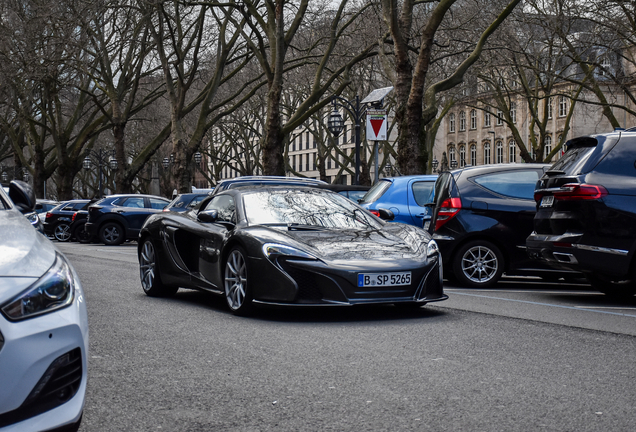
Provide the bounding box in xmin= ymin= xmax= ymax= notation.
xmin=461 ymin=245 xmax=498 ymax=283
xmin=224 ymin=249 xmax=247 ymax=311
xmin=139 ymin=240 xmax=156 ymax=292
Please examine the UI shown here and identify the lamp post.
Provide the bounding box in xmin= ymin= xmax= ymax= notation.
xmin=327 ymin=88 xmax=393 ymax=185
xmin=83 ymin=148 xmax=117 ymax=198
xmin=431 ymin=157 xmax=439 ymax=173
xmin=384 ymin=161 xmax=392 ymax=177
xmin=1 ymin=165 xmax=30 ymax=183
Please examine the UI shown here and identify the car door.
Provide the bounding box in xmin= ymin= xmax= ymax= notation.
xmin=407 ymin=179 xmax=436 ymax=227
xmin=115 ymin=196 xmax=149 ymax=233
xmin=427 ymin=172 xmax=456 ymax=234
xmin=198 ymin=194 xmax=237 ymax=288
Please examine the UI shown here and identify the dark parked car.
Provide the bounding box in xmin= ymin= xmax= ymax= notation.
xmin=43 ymin=199 xmax=91 ymax=242
xmin=427 ymin=163 xmax=578 ymax=288
xmin=212 ymin=175 xmax=327 ymax=194
xmin=163 ymin=193 xmax=211 ymax=213
xmin=69 ymin=209 xmax=93 ymax=243
xmin=85 ymin=194 xmax=171 ymax=245
xmin=359 ymin=175 xmax=438 ymax=227
xmin=137 ymin=186 xmax=447 ymax=315
xmin=35 ymin=198 xmax=60 ymax=222
xmin=318 ymin=183 xmax=370 ymax=202
xmin=527 ymin=130 xmax=636 ymax=298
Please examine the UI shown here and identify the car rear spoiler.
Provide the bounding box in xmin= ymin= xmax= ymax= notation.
xmin=564 ymin=136 xmax=598 ymax=152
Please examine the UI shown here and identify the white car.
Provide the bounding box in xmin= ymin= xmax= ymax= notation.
xmin=0 ymin=181 xmax=88 ymax=432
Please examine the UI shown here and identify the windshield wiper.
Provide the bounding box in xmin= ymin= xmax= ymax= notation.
xmin=287 ymin=223 xmax=326 ymax=231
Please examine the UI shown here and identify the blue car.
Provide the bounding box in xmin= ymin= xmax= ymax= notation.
xmin=359 ymin=175 xmax=438 ymax=227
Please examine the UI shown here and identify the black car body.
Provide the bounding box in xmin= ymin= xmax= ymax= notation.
xmin=527 ymin=130 xmax=636 ymax=297
xmin=428 ymin=163 xmax=577 ymax=287
xmin=43 ymin=200 xmax=90 ymax=242
xmin=137 ymin=186 xmax=447 ymax=315
xmin=163 ymin=193 xmax=210 ymax=213
xmin=85 ymin=194 xmax=170 ymax=245
xmin=318 ymin=183 xmax=370 ymax=202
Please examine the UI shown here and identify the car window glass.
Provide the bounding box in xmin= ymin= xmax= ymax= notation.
xmin=149 ymin=198 xmax=168 ymax=209
xmin=205 ymin=195 xmax=236 ymax=223
xmin=188 ymin=195 xmax=204 ymax=208
xmin=473 ymin=170 xmax=540 ymax=199
xmin=360 ymin=180 xmax=391 ymax=204
xmin=121 ymin=197 xmax=145 ymax=208
xmin=62 ymin=204 xmax=75 ymax=211
xmin=411 ymin=181 xmax=435 ymax=206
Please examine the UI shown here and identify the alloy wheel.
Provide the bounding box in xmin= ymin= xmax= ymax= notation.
xmin=139 ymin=240 xmax=156 ymax=293
xmin=224 ymin=249 xmax=247 ymax=311
xmin=54 ymin=223 xmax=72 ymax=242
xmin=460 ymin=245 xmax=499 ymax=284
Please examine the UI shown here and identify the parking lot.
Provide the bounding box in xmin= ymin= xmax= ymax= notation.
xmin=55 ymin=241 xmax=636 ymax=431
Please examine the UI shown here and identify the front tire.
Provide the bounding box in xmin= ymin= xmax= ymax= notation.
xmin=453 ymin=240 xmax=504 ymax=288
xmin=224 ymin=246 xmax=253 ymax=316
xmin=54 ymin=222 xmax=72 ymax=242
xmin=74 ymin=224 xmax=92 ymax=243
xmin=99 ymin=222 xmax=125 ymax=245
xmin=139 ymin=238 xmax=178 ymax=297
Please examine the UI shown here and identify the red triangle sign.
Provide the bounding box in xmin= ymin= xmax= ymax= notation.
xmin=370 ymin=118 xmax=384 ymax=138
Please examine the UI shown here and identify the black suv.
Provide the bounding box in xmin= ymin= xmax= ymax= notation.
xmin=527 ymin=130 xmax=636 ymax=297
xmin=85 ymin=194 xmax=170 ymax=245
xmin=428 ymin=163 xmax=578 ymax=287
xmin=43 ymin=199 xmax=91 ymax=241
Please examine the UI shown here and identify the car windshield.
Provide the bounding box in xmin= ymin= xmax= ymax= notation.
xmin=243 ymin=190 xmax=382 ymax=229
xmin=359 ymin=180 xmax=391 ymax=204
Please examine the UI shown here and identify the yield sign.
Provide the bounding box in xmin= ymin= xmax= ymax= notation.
xmin=366 ymin=109 xmax=387 ymax=140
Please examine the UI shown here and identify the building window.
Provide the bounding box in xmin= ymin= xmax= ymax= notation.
xmin=547 ymin=98 xmax=553 ymax=119
xmin=292 ymin=155 xmax=296 ymax=171
xmin=470 ymin=109 xmax=477 ymax=130
xmin=306 ymin=132 xmax=310 ymax=149
xmin=449 ymin=113 xmax=456 ymax=133
xmin=470 ymin=144 xmax=477 ymax=166
xmin=459 ymin=145 xmax=466 ymax=167
xmin=496 ymin=109 xmax=503 ymax=126
xmin=449 ymin=146 xmax=456 ymax=166
xmin=484 ymin=143 xmax=491 ymax=164
xmin=292 ymin=137 xmax=296 ymax=151
xmin=544 ymin=135 xmax=552 ymax=162
xmin=459 ymin=111 xmax=466 ymax=131
xmin=599 ymin=56 xmax=611 ymax=77
xmin=558 ymin=96 xmax=567 ymax=117
xmin=496 ymin=141 xmax=503 ymax=164
xmin=306 ymin=153 xmax=310 ymax=171
xmin=484 ymin=111 xmax=491 ymax=127
xmin=509 ymin=140 xmax=516 ymax=163
xmin=510 ymin=102 xmax=516 ymax=123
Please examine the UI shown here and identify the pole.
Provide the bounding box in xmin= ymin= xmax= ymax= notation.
xmin=374 ymin=141 xmax=379 ymax=183
xmin=98 ymin=149 xmax=104 ymax=198
xmin=354 ymin=95 xmax=360 ymax=185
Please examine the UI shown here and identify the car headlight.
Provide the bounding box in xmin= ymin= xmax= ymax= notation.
xmin=25 ymin=211 xmax=39 ymax=225
xmin=262 ymin=243 xmax=317 ymax=260
xmin=1 ymin=253 xmax=75 ymax=321
xmin=426 ymin=240 xmax=439 ymax=258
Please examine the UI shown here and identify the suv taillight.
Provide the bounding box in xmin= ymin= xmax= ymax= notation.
xmin=45 ymin=212 xmax=52 ymax=219
xmin=553 ymin=183 xmax=608 ymax=201
xmin=434 ymin=197 xmax=462 ymax=231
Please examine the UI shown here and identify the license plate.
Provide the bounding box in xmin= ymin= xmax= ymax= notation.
xmin=358 ymin=272 xmax=411 ymax=287
xmin=540 ymin=195 xmax=554 ymax=208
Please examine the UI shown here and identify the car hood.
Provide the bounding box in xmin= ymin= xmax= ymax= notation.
xmin=0 ymin=210 xmax=56 ymax=279
xmin=252 ymin=223 xmax=430 ymax=263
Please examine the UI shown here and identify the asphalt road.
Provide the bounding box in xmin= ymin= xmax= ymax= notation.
xmin=55 ymin=242 xmax=636 ymax=432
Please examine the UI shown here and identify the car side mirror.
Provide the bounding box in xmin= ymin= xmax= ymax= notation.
xmin=9 ymin=180 xmax=36 ymax=213
xmin=377 ymin=208 xmax=394 ymax=221
xmin=197 ymin=209 xmax=218 ymax=223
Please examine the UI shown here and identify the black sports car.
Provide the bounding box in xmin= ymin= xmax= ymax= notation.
xmin=137 ymin=186 xmax=447 ymax=315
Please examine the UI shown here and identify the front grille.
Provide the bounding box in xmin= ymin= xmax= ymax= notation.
xmin=0 ymin=348 xmax=82 ymax=427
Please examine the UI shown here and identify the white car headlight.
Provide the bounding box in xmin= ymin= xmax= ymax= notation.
xmin=1 ymin=253 xmax=75 ymax=321
xmin=263 ymin=243 xmax=317 ymax=260
xmin=426 ymin=240 xmax=440 ymax=258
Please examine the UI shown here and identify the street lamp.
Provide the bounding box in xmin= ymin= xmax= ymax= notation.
xmin=194 ymin=152 xmax=202 ymax=165
xmin=327 ymin=87 xmax=393 ymax=185
xmin=450 ymin=159 xmax=458 ymax=169
xmin=384 ymin=161 xmax=392 ymax=177
xmin=431 ymin=157 xmax=439 ymax=173
xmin=83 ymin=148 xmax=117 ymax=198
xmin=1 ymin=171 xmax=7 ymax=182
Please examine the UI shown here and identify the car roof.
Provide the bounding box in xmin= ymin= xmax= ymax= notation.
xmin=450 ymin=163 xmax=550 ymax=177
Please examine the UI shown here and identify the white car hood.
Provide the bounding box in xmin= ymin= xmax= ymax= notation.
xmin=0 ymin=210 xmax=56 ymax=281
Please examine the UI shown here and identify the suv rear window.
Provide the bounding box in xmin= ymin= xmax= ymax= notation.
xmin=473 ymin=170 xmax=540 ymax=199
xmin=360 ymin=180 xmax=391 ymax=204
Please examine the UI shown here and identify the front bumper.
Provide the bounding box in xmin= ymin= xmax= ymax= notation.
xmin=250 ymin=254 xmax=447 ymax=306
xmin=0 ymin=271 xmax=88 ymax=431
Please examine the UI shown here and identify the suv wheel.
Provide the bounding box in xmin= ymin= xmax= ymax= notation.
xmin=54 ymin=222 xmax=72 ymax=242
xmin=99 ymin=222 xmax=125 ymax=245
xmin=74 ymin=223 xmax=92 ymax=243
xmin=453 ymin=240 xmax=504 ymax=288
xmin=587 ymin=274 xmax=636 ymax=299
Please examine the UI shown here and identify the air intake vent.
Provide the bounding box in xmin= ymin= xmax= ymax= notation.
xmin=0 ymin=348 xmax=82 ymax=427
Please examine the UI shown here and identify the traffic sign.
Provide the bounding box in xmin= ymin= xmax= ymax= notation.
xmin=366 ymin=109 xmax=387 ymax=140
